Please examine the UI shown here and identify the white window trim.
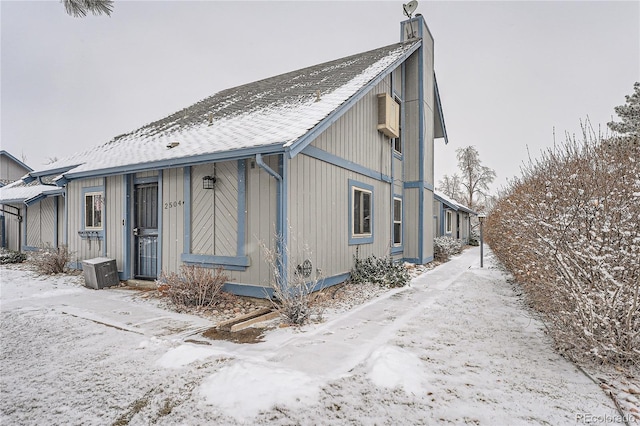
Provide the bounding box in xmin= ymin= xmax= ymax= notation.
xmin=85 ymin=191 xmax=104 ymax=230
xmin=445 ymin=210 xmax=453 ymax=234
xmin=393 ymin=197 xmax=402 ymax=246
xmin=352 ymin=186 xmax=373 ymax=238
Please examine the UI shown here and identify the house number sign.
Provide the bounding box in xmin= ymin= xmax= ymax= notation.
xmin=164 ymin=201 xmax=183 ymax=209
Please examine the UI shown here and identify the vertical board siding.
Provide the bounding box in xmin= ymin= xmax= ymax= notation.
xmin=67 ymin=178 xmax=104 ymax=263
xmin=106 ymin=175 xmax=124 ymax=271
xmin=57 ymin=197 xmax=65 ymax=246
xmin=26 ymin=204 xmax=40 ymax=247
xmin=191 ymin=164 xmax=215 ymax=254
xmin=232 ymin=156 xmax=277 ymax=287
xmin=312 ymin=77 xmax=392 ymax=176
xmin=40 ymin=197 xmax=55 ymax=246
xmin=3 ymin=206 xmax=21 ymax=251
xmin=191 ymin=161 xmax=238 ymax=257
xmin=288 ymin=154 xmax=391 ymax=281
xmin=161 ymin=168 xmax=184 ymax=274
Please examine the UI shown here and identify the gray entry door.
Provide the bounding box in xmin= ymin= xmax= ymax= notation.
xmin=134 ymin=183 xmax=158 ymax=279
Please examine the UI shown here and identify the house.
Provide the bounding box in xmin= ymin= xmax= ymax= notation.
xmin=0 ymin=176 xmax=65 ymax=252
xmin=433 ymin=190 xmax=476 ymax=244
xmin=15 ymin=15 xmax=448 ymax=297
xmin=0 ymin=151 xmax=57 ymax=251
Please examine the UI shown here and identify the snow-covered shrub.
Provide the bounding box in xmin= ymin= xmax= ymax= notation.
xmin=468 ymin=230 xmax=480 ymax=246
xmin=32 ymin=245 xmax=70 ymax=274
xmin=158 ymin=265 xmax=227 ymax=308
xmin=433 ymin=236 xmax=462 ymax=262
xmin=486 ymin=132 xmax=640 ymax=365
xmin=350 ymin=255 xmax=410 ymax=288
xmin=0 ymin=248 xmax=27 ymax=264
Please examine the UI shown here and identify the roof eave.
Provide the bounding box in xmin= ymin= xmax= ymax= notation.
xmin=434 ymin=73 xmax=449 ymax=145
xmin=286 ymin=40 xmax=422 ymax=159
xmin=60 ymin=143 xmax=286 ymax=181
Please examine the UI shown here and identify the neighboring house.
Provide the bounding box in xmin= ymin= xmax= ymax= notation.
xmin=0 ymin=150 xmax=38 ymax=251
xmin=17 ymin=15 xmax=448 ymax=297
xmin=0 ymin=177 xmax=65 ymax=252
xmin=433 ymin=191 xmax=477 ymax=245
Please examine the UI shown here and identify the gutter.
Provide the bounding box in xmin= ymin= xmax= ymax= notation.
xmin=255 ymin=153 xmax=287 ymax=290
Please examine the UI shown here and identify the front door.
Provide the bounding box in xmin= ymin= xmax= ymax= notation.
xmin=134 ymin=183 xmax=158 ymax=279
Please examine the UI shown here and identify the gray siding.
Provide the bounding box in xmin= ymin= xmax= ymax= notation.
xmin=231 ymin=156 xmax=278 ymax=287
xmin=191 ymin=162 xmax=238 ymax=257
xmin=161 ymin=168 xmax=184 ymax=274
xmin=2 ymin=205 xmax=22 ymax=250
xmin=288 ymin=157 xmax=391 ymax=281
xmin=105 ymin=175 xmax=124 ymax=271
xmin=312 ymin=77 xmax=392 ymax=176
xmin=25 ymin=198 xmax=55 ymax=248
xmin=0 ymin=156 xmax=30 ymax=182
xmin=67 ymin=177 xmax=105 ymax=264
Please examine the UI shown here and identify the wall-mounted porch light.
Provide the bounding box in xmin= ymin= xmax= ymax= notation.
xmin=202 ymin=176 xmax=216 ymax=190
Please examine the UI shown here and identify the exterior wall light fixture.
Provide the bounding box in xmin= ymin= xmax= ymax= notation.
xmin=202 ymin=176 xmax=216 ymax=189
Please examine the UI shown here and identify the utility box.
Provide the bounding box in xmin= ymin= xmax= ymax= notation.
xmin=82 ymin=257 xmax=119 ymax=289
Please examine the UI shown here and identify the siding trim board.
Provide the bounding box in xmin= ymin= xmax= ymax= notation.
xmin=286 ymin=41 xmax=422 ymax=159
xmin=180 ymin=160 xmax=250 ymax=271
xmin=302 ymin=146 xmax=392 ymax=184
xmin=222 ymin=271 xmax=351 ymax=298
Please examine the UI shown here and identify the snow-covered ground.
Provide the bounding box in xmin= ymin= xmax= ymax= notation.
xmin=1 ymin=247 xmax=635 ymax=425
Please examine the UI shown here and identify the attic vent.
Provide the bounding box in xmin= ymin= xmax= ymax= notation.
xmin=377 ymin=93 xmax=400 ymax=138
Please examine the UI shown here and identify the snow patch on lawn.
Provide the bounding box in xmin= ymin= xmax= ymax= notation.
xmin=366 ymin=345 xmax=427 ymax=395
xmin=156 ymin=344 xmax=228 ymax=369
xmin=200 ymin=360 xmax=321 ymax=420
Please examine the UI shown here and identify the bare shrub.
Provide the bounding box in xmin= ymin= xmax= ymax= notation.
xmin=32 ymin=245 xmax=70 ymax=274
xmin=433 ymin=236 xmax=462 ymax=262
xmin=158 ymin=265 xmax=227 ymax=308
xmin=261 ymin=240 xmax=322 ymax=326
xmin=486 ymin=131 xmax=640 ymax=366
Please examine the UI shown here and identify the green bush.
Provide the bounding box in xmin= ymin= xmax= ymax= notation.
xmin=351 ymin=254 xmax=409 ymax=288
xmin=0 ymin=249 xmax=27 ymax=264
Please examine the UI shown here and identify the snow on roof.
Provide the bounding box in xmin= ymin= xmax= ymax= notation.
xmin=0 ymin=179 xmax=61 ymax=204
xmin=434 ymin=190 xmax=477 ymax=215
xmin=34 ymin=40 xmax=420 ymax=178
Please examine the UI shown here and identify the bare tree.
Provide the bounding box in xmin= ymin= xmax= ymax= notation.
xmin=456 ymin=146 xmax=496 ymax=211
xmin=62 ymin=0 xmax=113 ymax=18
xmin=437 ymin=173 xmax=463 ymax=202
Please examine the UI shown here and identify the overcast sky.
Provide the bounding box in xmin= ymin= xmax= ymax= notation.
xmin=1 ymin=0 xmax=638 ymax=193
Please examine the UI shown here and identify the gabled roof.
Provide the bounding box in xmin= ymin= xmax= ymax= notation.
xmin=434 ymin=190 xmax=477 ymax=215
xmin=30 ymin=40 xmax=421 ymax=180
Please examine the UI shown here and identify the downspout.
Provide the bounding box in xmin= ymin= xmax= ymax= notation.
xmin=255 ymin=154 xmax=287 ymax=289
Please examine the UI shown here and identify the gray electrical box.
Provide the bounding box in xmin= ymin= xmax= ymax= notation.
xmin=82 ymin=257 xmax=119 ymax=289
